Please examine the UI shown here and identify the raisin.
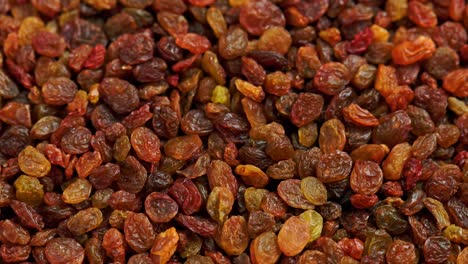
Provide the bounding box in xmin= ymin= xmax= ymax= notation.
xmin=278 ymin=216 xmax=310 ymax=256
xmin=375 ymin=64 xmax=414 ymax=112
xmin=66 ymin=207 xmax=103 ymax=235
xmin=408 ymin=1 xmax=438 ymax=28
xmin=235 ymin=79 xmax=265 ymax=102
xmin=14 ymin=175 xmax=44 ymax=206
xmin=206 ymin=7 xmax=227 ymax=38
xmin=423 ymin=236 xmax=451 ymax=263
xmin=153 ymin=104 xmax=180 ymax=139
xmin=175 ymin=33 xmax=211 ymax=54
xmin=145 ymin=192 xmax=178 ymax=223
xmin=0 ymin=219 xmax=31 ymax=245
xmin=151 ymin=227 xmax=179 ymax=263
xmin=386 ymin=240 xmax=418 ymax=264
xmin=206 ymin=186 xmax=234 ymax=223
xmin=382 ymin=142 xmax=412 ymax=180
xmin=62 ymin=178 xmax=92 ymax=204
xmin=247 ymin=211 xmax=275 ymax=238
xmin=157 ymin=11 xmax=188 ymax=37
xmin=1 ymin=244 xmax=31 ymax=263
xmin=316 ymin=150 xmax=353 ymax=183
xmin=425 ymin=165 xmax=461 ymax=202
xmin=130 ymin=127 xmax=161 ymax=163
xmin=258 ymin=27 xmax=292 ymax=55
xmin=32 ymin=31 xmax=66 ymax=57
xmin=45 ymin=238 xmax=85 ymax=264
xmin=346 ymin=27 xmax=373 ymax=54
xmin=62 ymin=18 xmax=108 ymax=49
xmin=164 ymin=135 xmax=203 ymax=161
xmin=219 ymin=27 xmax=248 ymax=60
xmin=290 ymin=93 xmax=324 ymax=127
xmin=99 ymin=77 xmax=140 ymax=114
xmin=124 ymin=212 xmax=156 ymax=253
xmin=235 ymin=164 xmax=269 ymax=188
xmin=42 ymin=77 xmax=77 ymax=105
xmin=433 ymin=21 xmax=467 ymax=50
xmin=102 ymin=228 xmax=126 ymax=263
xmin=84 ymin=237 xmax=106 ymax=264
xmin=239 ymin=0 xmax=285 ymax=36
xmin=60 ymin=127 xmax=92 ymax=155
xmin=18 ymin=146 xmax=51 ymax=178
xmin=343 ymin=103 xmax=379 ymax=127
xmin=318 ymin=119 xmax=346 ymax=154
xmin=0 ymin=0 xmax=466 ymax=262
xmin=314 ymin=62 xmax=351 ymax=95
xmin=392 ymin=36 xmax=436 ymax=65
xmin=118 ymin=155 xmax=148 ymax=194
xmin=218 ymin=216 xmax=249 ymax=255
xmin=278 ymin=179 xmax=315 ymax=210
xmin=207 ymin=160 xmax=239 ymax=199
xmin=250 ymin=231 xmax=281 ymax=264
xmin=424 ymin=47 xmax=460 ymax=80
xmin=0 ymin=69 xmax=19 ymax=99
xmin=168 ymin=178 xmax=202 ymax=215
xmin=443 ymin=69 xmax=468 ymax=97
xmin=108 ymin=190 xmax=142 ymax=212
xmin=299 ymin=177 xmax=328 ymax=206
xmin=133 ymin=58 xmax=167 ymax=83
xmin=373 ymin=110 xmax=412 ymax=148
xmin=175 ymin=214 xmax=218 ymax=237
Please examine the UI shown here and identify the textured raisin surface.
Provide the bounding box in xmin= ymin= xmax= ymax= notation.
xmin=0 ymin=0 xmax=467 ymax=263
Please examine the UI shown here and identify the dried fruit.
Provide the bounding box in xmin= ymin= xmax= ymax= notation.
xmin=45 ymin=238 xmax=85 ymax=264
xmin=125 ymin=212 xmax=156 ymax=253
xmin=239 ymin=0 xmax=285 ymax=36
xmin=299 ymin=210 xmax=323 ymax=243
xmin=32 ymin=31 xmax=66 ymax=57
xmin=99 ymin=77 xmax=140 ymax=114
xmin=0 ymin=0 xmax=466 ymax=262
xmin=350 ymin=160 xmax=383 ymax=195
xmin=318 ymin=119 xmax=346 ymax=153
xmin=18 ymin=146 xmax=51 ymax=177
xmin=408 ymin=1 xmax=437 ymax=28
xmin=67 ymin=207 xmax=103 ymax=235
xmin=235 ymin=164 xmax=269 ymax=188
xmin=257 ymin=27 xmax=292 ymax=55
xmin=386 ymin=240 xmax=418 ymax=264
xmin=443 ymin=69 xmax=468 ymax=97
xmin=151 ymin=227 xmax=179 ymax=263
xmin=130 ymin=127 xmax=161 ymax=163
xmin=392 ymin=36 xmax=436 ymax=65
xmin=206 ymin=187 xmax=234 ymax=223
xmin=316 ymin=150 xmax=353 ymax=183
xmin=278 ymin=216 xmax=310 ymax=256
xmin=343 ymin=103 xmax=379 ymax=127
xmin=250 ymin=231 xmax=281 ymax=264
xmin=314 ymin=62 xmax=350 ymax=95
xmin=145 ymin=192 xmax=178 ymax=223
xmin=423 ymin=236 xmax=451 ymax=263
xmin=300 ymin=177 xmax=327 ymax=206
xmin=290 ymin=93 xmax=324 ymax=127
xmin=168 ymin=178 xmax=202 ymax=215
xmin=218 ymin=216 xmax=249 ymax=256
xmin=164 ymin=135 xmax=202 ymax=161
xmin=14 ymin=175 xmax=44 ymax=206
xmin=278 ymin=179 xmax=315 ymax=210
xmin=235 ymin=79 xmax=265 ymax=102
xmin=386 ymin=0 xmax=408 ymax=21
xmin=176 ymin=33 xmax=211 ymax=54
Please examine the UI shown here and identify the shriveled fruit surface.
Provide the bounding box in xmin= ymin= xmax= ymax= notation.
xmin=0 ymin=0 xmax=467 ymax=263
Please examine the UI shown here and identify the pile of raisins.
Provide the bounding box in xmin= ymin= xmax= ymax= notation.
xmin=0 ymin=0 xmax=467 ymax=263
